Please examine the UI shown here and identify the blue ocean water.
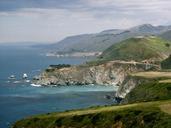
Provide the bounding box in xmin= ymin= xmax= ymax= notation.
xmin=0 ymin=45 xmax=117 ymax=128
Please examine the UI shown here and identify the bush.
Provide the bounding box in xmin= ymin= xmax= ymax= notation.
xmin=49 ymin=64 xmax=71 ymax=69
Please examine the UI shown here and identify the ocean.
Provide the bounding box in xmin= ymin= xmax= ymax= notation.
xmin=0 ymin=45 xmax=117 ymax=128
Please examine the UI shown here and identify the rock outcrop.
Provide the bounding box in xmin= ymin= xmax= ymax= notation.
xmin=115 ymin=76 xmax=150 ymax=98
xmin=33 ymin=61 xmax=160 ymax=98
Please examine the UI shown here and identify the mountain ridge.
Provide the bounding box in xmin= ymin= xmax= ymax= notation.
xmin=99 ymin=36 xmax=171 ymax=62
xmin=38 ymin=24 xmax=171 ymax=52
xmin=160 ymin=30 xmax=171 ymax=41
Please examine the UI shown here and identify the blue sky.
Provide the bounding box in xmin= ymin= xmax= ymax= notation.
xmin=0 ymin=0 xmax=171 ymax=43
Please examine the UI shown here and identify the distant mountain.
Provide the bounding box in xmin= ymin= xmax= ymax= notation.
xmin=160 ymin=30 xmax=171 ymax=41
xmin=130 ymin=24 xmax=171 ymax=34
xmin=43 ymin=24 xmax=171 ymax=52
xmin=99 ymin=36 xmax=171 ymax=61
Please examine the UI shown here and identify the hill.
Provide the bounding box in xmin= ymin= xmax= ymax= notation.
xmin=13 ymin=100 xmax=171 ymax=128
xmin=40 ymin=24 xmax=171 ymax=52
xmin=99 ymin=36 xmax=171 ymax=62
xmin=161 ymin=55 xmax=171 ymax=69
xmin=160 ymin=30 xmax=171 ymax=41
xmin=123 ymin=82 xmax=171 ymax=103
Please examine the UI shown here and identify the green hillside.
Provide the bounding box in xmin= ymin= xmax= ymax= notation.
xmin=123 ymin=82 xmax=171 ymax=103
xmin=13 ymin=100 xmax=171 ymax=128
xmin=99 ymin=36 xmax=171 ymax=61
xmin=123 ymin=71 xmax=171 ymax=103
xmin=161 ymin=55 xmax=171 ymax=69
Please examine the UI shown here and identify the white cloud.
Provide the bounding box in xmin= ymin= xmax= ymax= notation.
xmin=0 ymin=0 xmax=171 ymax=43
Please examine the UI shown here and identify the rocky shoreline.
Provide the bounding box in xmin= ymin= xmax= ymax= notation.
xmin=33 ymin=60 xmax=160 ymax=98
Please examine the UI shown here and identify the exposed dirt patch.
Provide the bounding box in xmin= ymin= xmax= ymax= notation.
xmin=160 ymin=103 xmax=171 ymax=115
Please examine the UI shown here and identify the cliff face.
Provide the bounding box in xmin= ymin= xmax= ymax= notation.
xmin=115 ymin=76 xmax=150 ymax=98
xmin=34 ymin=61 xmax=159 ymax=97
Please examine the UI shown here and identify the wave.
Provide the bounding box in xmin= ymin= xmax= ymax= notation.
xmin=30 ymin=83 xmax=41 ymax=87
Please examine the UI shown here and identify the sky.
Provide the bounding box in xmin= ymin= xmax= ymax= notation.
xmin=0 ymin=0 xmax=171 ymax=43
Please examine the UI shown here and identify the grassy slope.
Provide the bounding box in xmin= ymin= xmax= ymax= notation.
xmin=161 ymin=55 xmax=171 ymax=69
xmin=123 ymin=82 xmax=171 ymax=103
xmin=123 ymin=71 xmax=171 ymax=103
xmin=13 ymin=100 xmax=171 ymax=128
xmin=100 ymin=36 xmax=171 ymax=61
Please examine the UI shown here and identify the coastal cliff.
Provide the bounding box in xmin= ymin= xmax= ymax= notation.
xmin=115 ymin=75 xmax=152 ymax=98
xmin=34 ymin=61 xmax=159 ymax=97
xmin=33 ymin=36 xmax=170 ymax=98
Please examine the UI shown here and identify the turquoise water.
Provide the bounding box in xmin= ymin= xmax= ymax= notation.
xmin=0 ymin=46 xmax=116 ymax=128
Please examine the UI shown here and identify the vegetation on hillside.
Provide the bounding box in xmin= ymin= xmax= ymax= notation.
xmin=45 ymin=64 xmax=71 ymax=72
xmin=123 ymin=82 xmax=171 ymax=103
xmin=99 ymin=36 xmax=171 ymax=61
xmin=123 ymin=71 xmax=171 ymax=103
xmin=161 ymin=55 xmax=171 ymax=69
xmin=13 ymin=100 xmax=171 ymax=128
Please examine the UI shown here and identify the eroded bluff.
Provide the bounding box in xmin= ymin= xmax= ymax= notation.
xmin=33 ymin=61 xmax=159 ymax=97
